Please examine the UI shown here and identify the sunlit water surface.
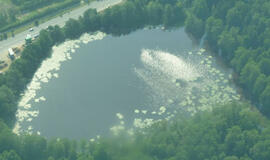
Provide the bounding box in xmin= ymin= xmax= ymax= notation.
xmin=14 ymin=28 xmax=241 ymax=140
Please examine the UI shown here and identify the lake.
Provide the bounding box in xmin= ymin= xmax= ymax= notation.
xmin=14 ymin=28 xmax=241 ymax=140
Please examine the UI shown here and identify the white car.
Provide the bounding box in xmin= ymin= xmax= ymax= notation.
xmin=34 ymin=34 xmax=39 ymax=38
xmin=29 ymin=28 xmax=34 ymax=32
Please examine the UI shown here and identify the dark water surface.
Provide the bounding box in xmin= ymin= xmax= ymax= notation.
xmin=19 ymin=28 xmax=240 ymax=139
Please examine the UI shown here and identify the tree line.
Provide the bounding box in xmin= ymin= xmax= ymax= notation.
xmin=183 ymin=0 xmax=270 ymax=117
xmin=10 ymin=0 xmax=80 ymax=12
xmin=1 ymin=103 xmax=270 ymax=160
xmin=0 ymin=2 xmax=17 ymax=31
xmin=0 ymin=0 xmax=270 ymax=159
xmin=0 ymin=0 xmax=81 ymax=35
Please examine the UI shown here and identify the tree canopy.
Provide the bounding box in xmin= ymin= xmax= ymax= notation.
xmin=0 ymin=0 xmax=269 ymax=159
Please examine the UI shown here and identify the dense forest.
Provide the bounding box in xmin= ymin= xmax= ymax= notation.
xmin=0 ymin=0 xmax=82 ymax=34
xmin=10 ymin=0 xmax=77 ymax=11
xmin=1 ymin=103 xmax=270 ymax=160
xmin=0 ymin=0 xmax=270 ymax=159
xmin=183 ymin=0 xmax=270 ymax=116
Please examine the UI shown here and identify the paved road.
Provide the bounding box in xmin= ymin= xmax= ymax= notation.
xmin=0 ymin=0 xmax=123 ymax=56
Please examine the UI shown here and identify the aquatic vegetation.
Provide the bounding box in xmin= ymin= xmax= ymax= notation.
xmin=110 ymin=125 xmax=125 ymax=135
xmin=13 ymin=32 xmax=106 ymax=134
xmin=15 ymin=31 xmax=241 ymax=139
xmin=116 ymin=113 xmax=124 ymax=120
xmin=133 ymin=118 xmax=155 ymax=129
xmin=89 ymin=138 xmax=95 ymax=142
xmin=158 ymin=106 xmax=166 ymax=115
xmin=200 ymin=48 xmax=206 ymax=53
xmin=131 ymin=48 xmax=240 ymax=129
xmin=141 ymin=110 xmax=147 ymax=114
xmin=167 ymin=99 xmax=174 ymax=104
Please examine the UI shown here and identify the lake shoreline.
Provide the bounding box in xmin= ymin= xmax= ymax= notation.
xmin=14 ymin=28 xmax=242 ymax=139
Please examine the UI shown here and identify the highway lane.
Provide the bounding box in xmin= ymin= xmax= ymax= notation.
xmin=0 ymin=0 xmax=123 ymax=56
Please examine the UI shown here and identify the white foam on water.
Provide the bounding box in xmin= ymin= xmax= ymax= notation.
xmin=134 ymin=49 xmax=204 ymax=109
xmin=13 ymin=32 xmax=106 ymax=135
xmin=139 ymin=49 xmax=200 ymax=81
